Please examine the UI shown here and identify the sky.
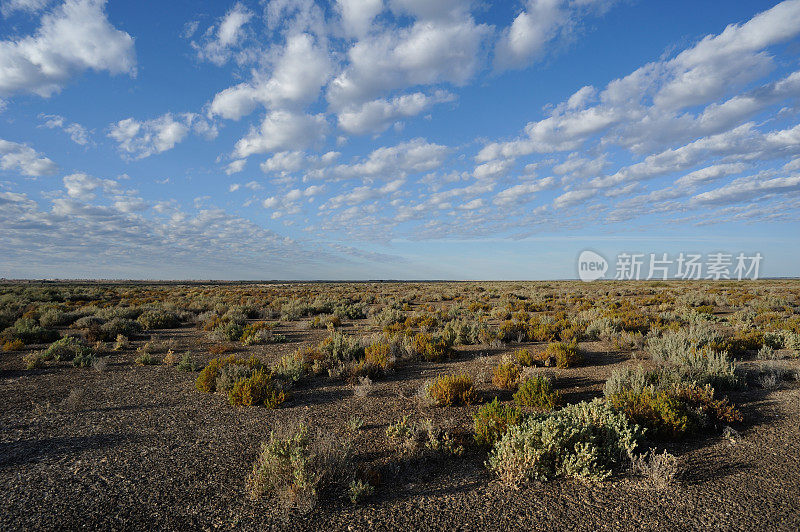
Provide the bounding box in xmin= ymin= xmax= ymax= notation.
xmin=1 ymin=0 xmax=799 ymax=280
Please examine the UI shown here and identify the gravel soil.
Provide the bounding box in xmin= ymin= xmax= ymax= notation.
xmin=1 ymin=287 xmax=799 ymax=531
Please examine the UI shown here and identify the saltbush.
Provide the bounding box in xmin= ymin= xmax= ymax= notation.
xmin=513 ymin=376 xmax=562 ymax=412
xmin=487 ymin=399 xmax=643 ymax=486
xmin=425 ymin=374 xmax=477 ymax=406
xmin=246 ymin=423 xmax=353 ymax=513
xmin=473 ymin=398 xmax=524 ymax=447
xmin=492 ymin=361 xmax=521 ymax=390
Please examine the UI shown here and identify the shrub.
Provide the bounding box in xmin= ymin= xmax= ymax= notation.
xmin=177 ymin=353 xmax=201 ymax=372
xmin=43 ymin=336 xmax=91 ymax=362
xmin=2 ymin=339 xmax=25 ymax=351
xmin=213 ymin=321 xmax=245 ymax=342
xmin=425 ymin=374 xmax=477 ymax=406
xmin=216 ymin=363 xmax=258 ymax=393
xmin=135 ymin=352 xmax=159 ymax=366
xmin=241 ymin=321 xmax=275 ymax=345
xmin=473 ymin=398 xmax=524 ymax=447
xmin=492 ymin=361 xmax=521 ymax=390
xmin=137 ymin=309 xmax=181 ymax=330
xmin=604 ymin=366 xmax=742 ymax=438
xmin=228 ymin=370 xmax=286 ymax=408
xmin=195 ymin=355 xmax=263 ymax=393
xmin=487 ymin=399 xmax=643 ymax=486
xmin=545 ymin=340 xmax=582 ymax=368
xmin=513 ymin=376 xmax=562 ymax=412
xmin=272 ymin=352 xmax=306 ymax=383
xmin=24 ymin=351 xmax=47 ymax=369
xmin=319 ymin=331 xmax=364 ymax=365
xmin=633 ymin=449 xmax=679 ymax=489
xmin=364 ymin=342 xmax=395 ymax=370
xmin=513 ymin=348 xmax=536 ymax=367
xmin=607 ymin=388 xmax=691 ymax=438
xmin=2 ymin=318 xmax=59 ymax=345
xmin=96 ymin=318 xmax=142 ymax=341
xmin=386 ymin=416 xmax=464 ymax=456
xmin=246 ymin=423 xmax=353 ymax=513
xmin=348 ymin=479 xmax=374 ymax=504
xmin=411 ymin=333 xmax=453 ymax=362
xmin=72 ymin=352 xmax=96 ymax=368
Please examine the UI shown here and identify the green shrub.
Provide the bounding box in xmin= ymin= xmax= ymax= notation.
xmin=487 ymin=399 xmax=643 ymax=486
xmin=513 ymin=348 xmax=536 ymax=367
xmin=228 ymin=370 xmax=286 ymax=407
xmin=195 ymin=355 xmax=263 ymax=393
xmin=513 ymin=376 xmax=562 ymax=412
xmin=545 ymin=340 xmax=582 ymax=368
xmin=43 ymin=336 xmax=91 ymax=362
xmin=24 ymin=351 xmax=47 ymax=369
xmin=95 ymin=318 xmax=142 ymax=341
xmin=176 ymin=353 xmax=201 ymax=372
xmin=72 ymin=352 xmax=97 ymax=368
xmin=135 ymin=352 xmax=159 ymax=365
xmin=473 ymin=398 xmax=524 ymax=447
xmin=213 ymin=321 xmax=245 ymax=342
xmin=425 ymin=374 xmax=477 ymax=406
xmin=137 ymin=309 xmax=181 ymax=329
xmin=607 ymin=388 xmax=691 ymax=438
xmin=604 ymin=365 xmax=743 ymax=438
xmin=2 ymin=318 xmax=60 ymax=345
xmin=492 ymin=361 xmax=521 ymax=390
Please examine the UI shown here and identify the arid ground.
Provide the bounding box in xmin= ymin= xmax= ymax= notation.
xmin=1 ymin=281 xmax=799 ymax=530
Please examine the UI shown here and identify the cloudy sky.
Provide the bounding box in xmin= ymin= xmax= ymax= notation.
xmin=1 ymin=0 xmax=799 ymax=280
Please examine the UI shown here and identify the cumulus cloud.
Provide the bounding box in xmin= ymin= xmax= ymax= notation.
xmin=337 ymin=90 xmax=454 ymax=135
xmin=330 ymin=138 xmax=450 ymax=180
xmin=336 ymin=0 xmax=382 ymax=38
xmin=209 ymin=32 xmax=331 ymax=120
xmin=39 ymin=113 xmax=91 ymax=145
xmin=0 ymin=138 xmax=57 ymax=175
xmin=233 ymin=110 xmax=327 ymax=158
xmin=108 ymin=112 xmax=217 ymax=159
xmin=0 ymin=0 xmax=136 ymax=97
xmin=494 ymin=0 xmax=619 ymax=72
xmin=1 ymin=0 xmax=50 ymax=17
xmin=191 ymin=2 xmax=253 ymax=66
xmin=326 ymin=9 xmax=491 ymax=110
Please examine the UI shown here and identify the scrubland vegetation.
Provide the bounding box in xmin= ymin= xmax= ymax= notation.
xmin=2 ymin=280 xmax=800 ymax=529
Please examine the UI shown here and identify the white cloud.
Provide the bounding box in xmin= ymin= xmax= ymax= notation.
xmin=225 ymin=159 xmax=247 ymax=175
xmin=494 ymin=0 xmax=618 ymax=72
xmin=327 ymin=11 xmax=490 ymax=110
xmin=493 ymin=177 xmax=556 ymax=205
xmin=693 ymin=174 xmax=800 ymax=204
xmin=209 ymin=32 xmax=331 ymax=120
xmin=1 ymin=0 xmax=49 ymax=17
xmin=39 ymin=113 xmax=91 ymax=145
xmin=233 ymin=110 xmax=327 ymax=158
xmin=337 ymin=90 xmax=454 ymax=135
xmin=674 ymin=163 xmax=747 ymax=187
xmin=191 ymin=2 xmax=253 ymax=66
xmin=0 ymin=0 xmax=136 ymax=97
xmin=337 ymin=0 xmax=383 ymax=38
xmin=0 ymin=138 xmax=57 ymax=175
xmin=331 ymin=138 xmax=450 ymax=180
xmin=108 ymin=112 xmax=216 ymax=159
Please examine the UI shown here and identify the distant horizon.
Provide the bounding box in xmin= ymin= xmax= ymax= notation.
xmin=2 ymin=1 xmax=799 ymax=279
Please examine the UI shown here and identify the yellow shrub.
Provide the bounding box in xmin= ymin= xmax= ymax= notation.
xmin=427 ymin=374 xmax=477 ymax=406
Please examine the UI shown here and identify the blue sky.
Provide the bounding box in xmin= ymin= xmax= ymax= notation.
xmin=1 ymin=0 xmax=799 ymax=280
